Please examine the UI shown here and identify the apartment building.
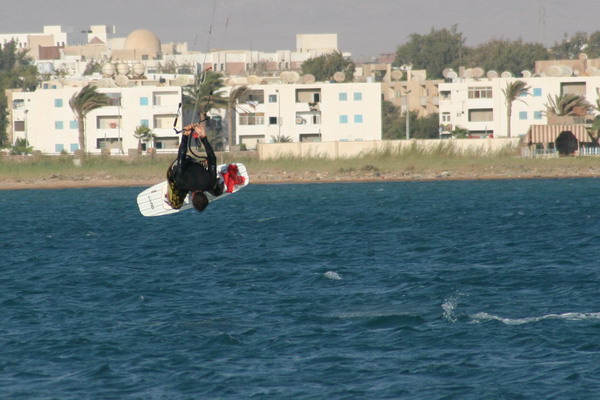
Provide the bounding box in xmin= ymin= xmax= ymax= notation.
xmin=232 ymin=81 xmax=382 ymax=149
xmin=9 ymin=85 xmax=182 ymax=155
xmin=438 ymin=75 xmax=600 ymax=138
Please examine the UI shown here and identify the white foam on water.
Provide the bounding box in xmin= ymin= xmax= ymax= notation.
xmin=442 ymin=296 xmax=460 ymax=323
xmin=471 ymin=311 xmax=600 ymax=325
xmin=324 ymin=271 xmax=342 ymax=280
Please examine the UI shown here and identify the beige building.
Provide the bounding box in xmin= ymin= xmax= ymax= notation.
xmin=355 ymin=64 xmax=441 ymax=116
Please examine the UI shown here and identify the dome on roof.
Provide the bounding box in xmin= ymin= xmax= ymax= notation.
xmin=124 ymin=29 xmax=161 ymax=55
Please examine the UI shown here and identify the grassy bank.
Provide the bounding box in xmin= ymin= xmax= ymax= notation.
xmin=3 ymin=146 xmax=600 ymax=185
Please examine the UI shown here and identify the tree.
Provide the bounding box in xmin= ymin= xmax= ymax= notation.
xmin=270 ymin=134 xmax=292 ymax=143
xmin=587 ymin=115 xmax=600 ymax=145
xmin=464 ymin=39 xmax=549 ymax=75
xmin=133 ymin=125 xmax=156 ymax=153
xmin=394 ymin=25 xmax=468 ymax=79
xmin=381 ymin=101 xmax=439 ymax=140
xmin=411 ymin=112 xmax=440 ymax=139
xmin=381 ymin=101 xmax=402 ymax=139
xmin=551 ymin=32 xmax=588 ymax=59
xmin=10 ymin=137 xmax=32 ymax=155
xmin=585 ymin=31 xmax=600 ymax=58
xmin=69 ymin=85 xmax=110 ymax=155
xmin=226 ymin=85 xmax=248 ymax=147
xmin=83 ymin=60 xmax=102 ymax=75
xmin=182 ymin=70 xmax=228 ymax=122
xmin=545 ymin=93 xmax=592 ymax=116
xmin=502 ymin=80 xmax=530 ymax=138
xmin=301 ymin=51 xmax=355 ymax=82
xmin=0 ymin=41 xmax=39 ymax=146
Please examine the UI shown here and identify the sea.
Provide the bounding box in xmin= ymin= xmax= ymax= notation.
xmin=2 ymin=178 xmax=600 ymax=399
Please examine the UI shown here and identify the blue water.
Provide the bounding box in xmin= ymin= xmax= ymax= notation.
xmin=3 ymin=179 xmax=600 ymax=399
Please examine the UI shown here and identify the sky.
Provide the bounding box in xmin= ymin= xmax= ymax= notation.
xmin=3 ymin=0 xmax=600 ymax=61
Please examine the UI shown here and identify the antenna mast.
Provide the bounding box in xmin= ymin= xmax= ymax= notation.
xmin=537 ymin=0 xmax=546 ymax=44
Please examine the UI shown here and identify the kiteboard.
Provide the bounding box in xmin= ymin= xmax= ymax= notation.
xmin=137 ymin=163 xmax=249 ymax=217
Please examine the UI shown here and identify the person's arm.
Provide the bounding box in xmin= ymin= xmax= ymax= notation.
xmin=193 ymin=123 xmax=217 ymax=180
xmin=172 ymin=123 xmax=197 ymax=179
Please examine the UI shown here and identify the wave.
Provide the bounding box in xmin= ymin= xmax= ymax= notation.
xmin=324 ymin=271 xmax=342 ymax=280
xmin=471 ymin=311 xmax=600 ymax=325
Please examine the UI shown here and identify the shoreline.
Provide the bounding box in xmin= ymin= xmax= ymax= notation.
xmin=2 ymin=169 xmax=600 ymax=191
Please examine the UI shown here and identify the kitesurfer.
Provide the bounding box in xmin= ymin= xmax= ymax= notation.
xmin=165 ymin=118 xmax=224 ymax=211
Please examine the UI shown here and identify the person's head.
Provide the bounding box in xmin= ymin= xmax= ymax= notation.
xmin=191 ymin=190 xmax=209 ymax=212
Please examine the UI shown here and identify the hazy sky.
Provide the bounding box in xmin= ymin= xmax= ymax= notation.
xmin=3 ymin=0 xmax=600 ymax=60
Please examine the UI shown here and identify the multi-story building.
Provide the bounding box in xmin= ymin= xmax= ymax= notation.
xmin=355 ymin=64 xmax=442 ymax=117
xmin=232 ymin=81 xmax=382 ymax=149
xmin=438 ymin=74 xmax=600 ymax=138
xmin=8 ymin=84 xmax=182 ymax=155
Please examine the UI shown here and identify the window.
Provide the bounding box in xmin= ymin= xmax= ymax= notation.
xmin=14 ymin=121 xmax=25 ymax=131
xmin=269 ymin=94 xmax=277 ymax=103
xmin=519 ymin=111 xmax=528 ymax=120
xmin=353 ymin=92 xmax=362 ymax=101
xmin=300 ymin=133 xmax=321 ymax=142
xmin=153 ymin=114 xmax=176 ymax=129
xmin=70 ymin=143 xmax=79 ymax=152
xmin=269 ymin=116 xmax=278 ymax=125
xmin=54 ymin=99 xmax=63 ymax=107
xmin=339 ymin=115 xmax=348 ymax=124
xmin=561 ymin=82 xmax=586 ymax=96
xmin=140 ymin=119 xmax=149 ymax=127
xmin=105 ymin=93 xmax=121 ymax=106
xmin=296 ymin=112 xmax=321 ymax=125
xmin=533 ymin=88 xmax=542 ymax=97
xmin=55 ymin=144 xmax=64 ymax=153
xmin=70 ymin=120 xmax=78 ymax=129
xmin=339 ymin=92 xmax=348 ymax=101
xmin=154 ymin=137 xmax=179 ymax=150
xmin=468 ymin=109 xmax=493 ymax=122
xmin=12 ymin=99 xmax=24 ymax=109
xmin=55 ymin=121 xmax=64 ymax=130
xmin=296 ymin=89 xmax=321 ymax=103
xmin=442 ymin=112 xmax=451 ymax=122
xmin=153 ymin=91 xmax=179 ymax=106
xmin=534 ymin=111 xmax=543 ymax=120
xmin=354 ymin=114 xmax=363 ymax=123
xmin=140 ymin=97 xmax=149 ymax=106
xmin=239 ymin=113 xmax=265 ymax=125
xmin=468 ymin=87 xmax=493 ymax=99
xmin=440 ymin=91 xmax=451 ymax=100
xmin=97 ymin=116 xmax=120 ymax=129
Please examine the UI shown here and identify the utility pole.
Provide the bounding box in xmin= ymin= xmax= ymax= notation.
xmin=405 ymin=90 xmax=412 ymax=140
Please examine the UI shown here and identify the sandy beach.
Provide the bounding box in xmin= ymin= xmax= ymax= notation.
xmin=2 ymin=164 xmax=600 ymax=191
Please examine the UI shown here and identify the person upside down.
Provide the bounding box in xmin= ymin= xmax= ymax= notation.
xmin=165 ymin=120 xmax=224 ymax=212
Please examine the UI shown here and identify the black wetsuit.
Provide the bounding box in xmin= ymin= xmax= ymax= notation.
xmin=170 ymin=134 xmax=219 ymax=194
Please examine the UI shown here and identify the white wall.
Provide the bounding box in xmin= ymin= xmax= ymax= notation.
xmin=439 ymin=76 xmax=600 ymax=138
xmin=234 ymin=82 xmax=382 ymax=148
xmin=10 ymin=85 xmax=182 ymax=155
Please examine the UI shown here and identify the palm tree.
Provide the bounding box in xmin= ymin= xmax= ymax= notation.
xmin=182 ymin=70 xmax=228 ymax=122
xmin=545 ymin=93 xmax=592 ymax=116
xmin=226 ymin=85 xmax=248 ymax=147
xmin=69 ymin=85 xmax=110 ymax=155
xmin=502 ymin=80 xmax=530 ymax=138
xmin=270 ymin=134 xmax=292 ymax=143
xmin=133 ymin=125 xmax=156 ymax=153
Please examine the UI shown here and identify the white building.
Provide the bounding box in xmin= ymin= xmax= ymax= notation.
xmin=438 ymin=75 xmax=600 ymax=138
xmin=9 ymin=85 xmax=182 ymax=155
xmin=233 ymin=82 xmax=382 ymax=149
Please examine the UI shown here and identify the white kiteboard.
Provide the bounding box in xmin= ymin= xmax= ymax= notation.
xmin=137 ymin=163 xmax=249 ymax=217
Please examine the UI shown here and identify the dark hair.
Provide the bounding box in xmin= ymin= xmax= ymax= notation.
xmin=191 ymin=191 xmax=209 ymax=212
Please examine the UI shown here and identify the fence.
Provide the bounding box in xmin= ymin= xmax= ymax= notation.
xmin=520 ymin=148 xmax=559 ymax=158
xmin=579 ymin=147 xmax=600 ymax=156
